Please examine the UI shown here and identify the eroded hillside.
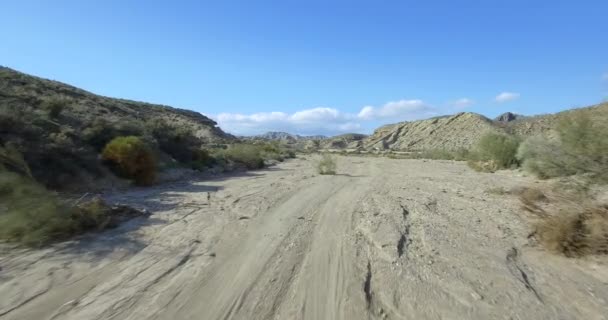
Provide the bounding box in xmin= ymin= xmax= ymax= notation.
xmin=363 ymin=112 xmax=500 ymax=151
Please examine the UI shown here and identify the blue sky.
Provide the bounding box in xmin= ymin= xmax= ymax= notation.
xmin=1 ymin=0 xmax=607 ymax=136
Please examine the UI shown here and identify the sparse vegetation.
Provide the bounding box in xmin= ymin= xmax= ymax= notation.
xmin=83 ymin=119 xmax=145 ymax=151
xmin=0 ymin=170 xmax=145 ymax=246
xmin=521 ymin=187 xmax=608 ymax=257
xmin=485 ymin=187 xmax=509 ymax=195
xmin=0 ymin=144 xmax=33 ymax=177
xmin=417 ymin=148 xmax=470 ymax=161
xmin=146 ymin=118 xmax=201 ymax=163
xmin=212 ymin=142 xmax=295 ymax=170
xmin=213 ymin=144 xmax=265 ymax=169
xmin=317 ymin=154 xmax=337 ymax=175
xmin=517 ymin=113 xmax=608 ymax=183
xmin=42 ymin=98 xmax=67 ymax=119
xmin=102 ymin=136 xmax=157 ymax=185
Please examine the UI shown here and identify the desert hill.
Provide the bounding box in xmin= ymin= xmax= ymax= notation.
xmin=0 ymin=67 xmax=233 ymax=189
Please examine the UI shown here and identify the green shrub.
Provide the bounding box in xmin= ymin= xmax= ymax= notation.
xmin=469 ymin=132 xmax=520 ymax=171
xmin=190 ymin=148 xmax=215 ymax=170
xmin=0 ymin=171 xmax=70 ymax=245
xmin=102 ymin=136 xmax=157 ymax=185
xmin=214 ymin=144 xmax=265 ymax=169
xmin=317 ymin=154 xmax=337 ymax=175
xmin=517 ymin=113 xmax=608 ymax=182
xmin=0 ymin=144 xmax=32 ymax=177
xmin=0 ymin=171 xmax=144 ymax=246
xmin=42 ymin=98 xmax=67 ymax=119
xmin=145 ymin=119 xmax=202 ymax=163
xmin=261 ymin=151 xmax=284 ymax=162
xmin=83 ymin=119 xmax=145 ymax=151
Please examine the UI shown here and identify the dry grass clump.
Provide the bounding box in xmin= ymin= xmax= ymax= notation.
xmin=102 ymin=136 xmax=157 ymax=185
xmin=532 ymin=203 xmax=608 ymax=257
xmin=521 ymin=186 xmax=608 ymax=257
xmin=468 ymin=160 xmax=500 ymax=173
xmin=517 ymin=187 xmax=547 ymax=211
xmin=413 ymin=148 xmax=471 ymax=161
xmin=317 ymin=154 xmax=337 ymax=175
xmin=486 ymin=187 xmax=509 ymax=195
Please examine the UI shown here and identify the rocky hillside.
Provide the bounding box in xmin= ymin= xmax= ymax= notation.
xmin=361 ymin=102 xmax=608 ymax=152
xmin=364 ymin=112 xmax=500 ymax=151
xmin=320 ymin=133 xmax=367 ymax=149
xmin=0 ymin=67 xmax=233 ymax=189
xmin=504 ymin=102 xmax=608 ymax=136
xmin=0 ymin=67 xmax=231 ymax=142
xmin=250 ymin=132 xmax=326 ymax=142
xmin=494 ymin=112 xmax=525 ymax=123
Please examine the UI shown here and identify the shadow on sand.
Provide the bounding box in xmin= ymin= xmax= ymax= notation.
xmin=55 ymin=166 xmax=286 ymax=259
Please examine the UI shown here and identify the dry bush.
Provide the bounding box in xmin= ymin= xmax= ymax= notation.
xmin=486 ymin=187 xmax=509 ymax=195
xmin=317 ymin=154 xmax=337 ymax=175
xmin=467 ymin=159 xmax=500 ymax=173
xmin=517 ymin=187 xmax=547 ymax=213
xmin=533 ymin=203 xmax=608 ymax=257
xmin=520 ymin=186 xmax=608 ymax=257
xmin=102 ymin=136 xmax=157 ymax=185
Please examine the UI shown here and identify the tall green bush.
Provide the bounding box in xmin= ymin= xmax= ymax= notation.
xmin=517 ymin=113 xmax=608 ymax=182
xmin=214 ymin=144 xmax=265 ymax=169
xmin=146 ymin=119 xmax=201 ymax=163
xmin=471 ymin=132 xmax=520 ymax=170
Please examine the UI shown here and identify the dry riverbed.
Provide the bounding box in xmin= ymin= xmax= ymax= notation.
xmin=2 ymin=156 xmax=608 ymax=320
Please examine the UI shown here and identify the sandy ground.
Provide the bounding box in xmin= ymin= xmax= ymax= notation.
xmin=2 ymin=156 xmax=608 ymax=320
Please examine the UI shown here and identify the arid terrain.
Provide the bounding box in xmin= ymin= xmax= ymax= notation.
xmin=2 ymin=156 xmax=607 ymax=320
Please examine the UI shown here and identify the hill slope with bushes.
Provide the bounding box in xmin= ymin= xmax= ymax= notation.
xmin=0 ymin=67 xmax=234 ymax=189
xmin=361 ymin=103 xmax=608 ymax=152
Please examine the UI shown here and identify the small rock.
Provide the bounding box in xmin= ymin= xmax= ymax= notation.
xmin=470 ymin=291 xmax=483 ymax=300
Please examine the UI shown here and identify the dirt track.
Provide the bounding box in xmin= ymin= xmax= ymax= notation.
xmin=2 ymin=156 xmax=608 ymax=319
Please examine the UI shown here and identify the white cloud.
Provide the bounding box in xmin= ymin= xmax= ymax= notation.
xmin=290 ymin=107 xmax=351 ymax=122
xmin=216 ymin=99 xmax=439 ymax=136
xmin=356 ymin=99 xmax=434 ymax=120
xmin=217 ymin=107 xmax=357 ymax=136
xmin=495 ymin=92 xmax=520 ymax=103
xmin=449 ymin=98 xmax=474 ymax=109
